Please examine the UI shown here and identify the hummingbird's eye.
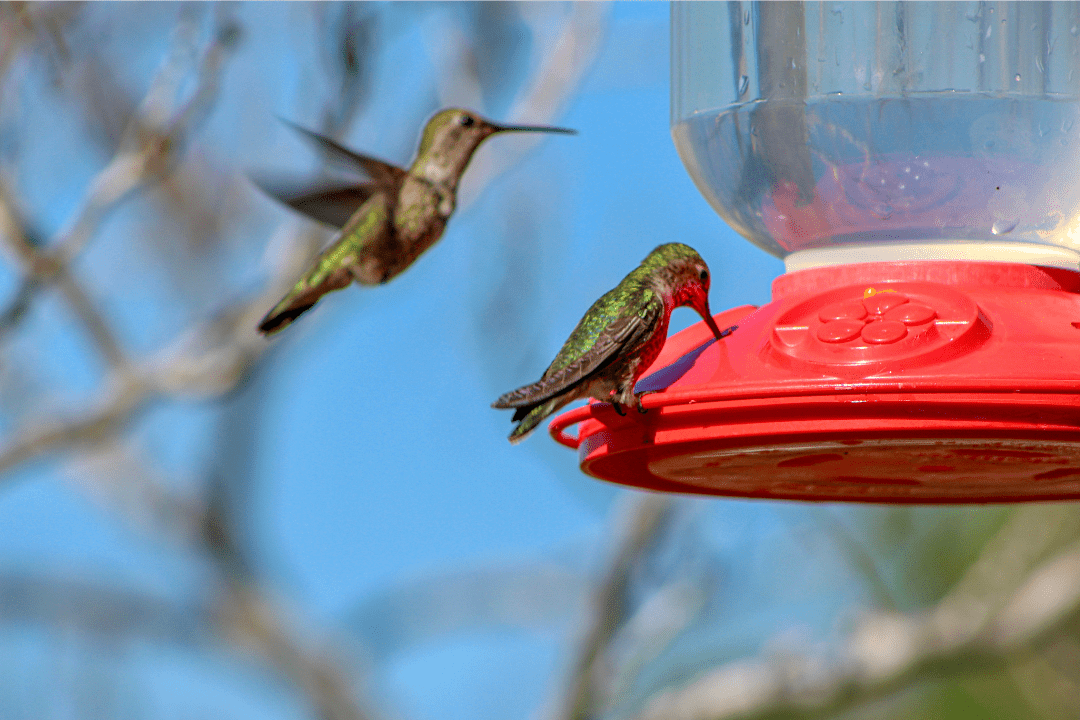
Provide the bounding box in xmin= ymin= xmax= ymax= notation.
xmin=699 ymin=269 xmax=709 ymax=282
xmin=459 ymin=115 xmax=475 ymax=127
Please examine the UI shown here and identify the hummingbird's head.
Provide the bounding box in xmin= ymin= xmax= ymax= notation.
xmin=414 ymin=108 xmax=575 ymax=186
xmin=645 ymin=243 xmax=728 ymax=342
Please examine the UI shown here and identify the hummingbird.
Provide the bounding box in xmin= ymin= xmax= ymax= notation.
xmin=493 ymin=243 xmax=736 ymax=444
xmin=256 ymin=108 xmax=576 ymax=335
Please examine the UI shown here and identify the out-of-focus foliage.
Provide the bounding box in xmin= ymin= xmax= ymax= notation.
xmin=2 ymin=4 xmax=1080 ymax=720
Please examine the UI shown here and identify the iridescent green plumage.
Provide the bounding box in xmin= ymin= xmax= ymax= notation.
xmin=494 ymin=243 xmax=736 ymax=443
xmin=256 ymin=108 xmax=575 ymax=335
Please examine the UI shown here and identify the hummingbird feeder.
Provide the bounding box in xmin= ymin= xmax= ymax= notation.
xmin=550 ymin=2 xmax=1080 ymax=503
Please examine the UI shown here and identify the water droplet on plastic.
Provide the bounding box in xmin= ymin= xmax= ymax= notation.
xmin=738 ymin=75 xmax=749 ymax=96
xmin=1063 ymin=119 xmax=1074 ymax=132
xmin=984 ymin=140 xmax=995 ymax=149
xmin=1071 ymin=23 xmax=1079 ymax=36
xmin=791 ymin=57 xmax=797 ymax=69
xmin=904 ymin=166 xmax=911 ymax=173
xmin=744 ymin=10 xmax=750 ymax=25
xmin=898 ymin=184 xmax=906 ymax=190
xmin=992 ymin=220 xmax=1018 ymax=235
xmin=979 ymin=53 xmax=986 ymax=63
xmin=985 ymin=25 xmax=992 ymax=39
xmin=914 ymin=175 xmax=920 ymax=180
xmin=1015 ymin=73 xmax=1022 ymax=82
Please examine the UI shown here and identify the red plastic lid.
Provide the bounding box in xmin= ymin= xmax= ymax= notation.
xmin=549 ymin=261 xmax=1080 ymax=503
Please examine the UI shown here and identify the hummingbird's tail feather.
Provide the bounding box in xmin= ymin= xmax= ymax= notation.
xmin=257 ymin=267 xmax=352 ymax=335
xmin=492 ymin=381 xmax=545 ymax=409
xmin=507 ymin=395 xmax=573 ymax=444
xmin=493 ymin=365 xmax=587 ymax=409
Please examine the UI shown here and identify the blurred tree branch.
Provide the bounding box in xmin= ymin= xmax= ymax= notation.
xmin=0 ymin=4 xmax=608 ymax=720
xmin=445 ymin=2 xmax=609 ymax=208
xmin=550 ymin=493 xmax=677 ymax=720
xmin=1 ymin=6 xmax=240 ymax=294
xmin=0 ymin=571 xmax=208 ymax=643
xmin=0 ymin=6 xmax=381 ymax=719
xmin=630 ymin=504 xmax=1080 ymax=720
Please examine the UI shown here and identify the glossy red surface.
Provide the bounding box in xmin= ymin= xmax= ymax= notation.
xmin=549 ymin=261 xmax=1080 ymax=503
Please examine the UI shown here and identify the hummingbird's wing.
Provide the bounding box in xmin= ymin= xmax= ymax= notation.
xmin=257 ymin=192 xmax=393 ymax=335
xmin=254 ymin=177 xmax=382 ymax=229
xmin=492 ymin=289 xmax=664 ymax=410
xmin=279 ymin=119 xmax=407 ymax=187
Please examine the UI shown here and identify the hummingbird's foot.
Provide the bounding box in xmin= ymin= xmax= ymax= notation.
xmin=612 ymin=402 xmax=627 ymax=417
xmin=634 ymin=390 xmax=657 ymax=414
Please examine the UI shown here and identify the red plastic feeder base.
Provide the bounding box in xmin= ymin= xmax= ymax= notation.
xmin=549 ymin=261 xmax=1080 ymax=503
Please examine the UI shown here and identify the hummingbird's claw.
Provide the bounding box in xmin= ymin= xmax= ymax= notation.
xmin=633 ymin=392 xmax=651 ymax=414
xmin=612 ymin=402 xmax=627 ymax=417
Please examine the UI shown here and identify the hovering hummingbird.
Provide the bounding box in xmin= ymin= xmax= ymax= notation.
xmin=493 ymin=243 xmax=736 ymax=444
xmin=256 ymin=108 xmax=576 ymax=335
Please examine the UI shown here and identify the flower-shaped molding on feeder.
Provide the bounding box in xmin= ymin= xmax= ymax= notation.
xmin=549 ymin=261 xmax=1080 ymax=504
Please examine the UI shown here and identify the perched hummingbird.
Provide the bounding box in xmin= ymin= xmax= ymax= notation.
xmin=493 ymin=243 xmax=736 ymax=444
xmin=257 ymin=108 xmax=576 ymax=335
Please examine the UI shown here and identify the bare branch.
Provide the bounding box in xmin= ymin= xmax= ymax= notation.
xmin=0 ymin=175 xmax=130 ymax=371
xmin=59 ymin=438 xmax=379 ymax=720
xmin=50 ymin=6 xmax=240 ymax=266
xmin=0 ymin=5 xmax=240 ymax=338
xmin=342 ymin=562 xmax=587 ymax=664
xmin=550 ymin=493 xmax=677 ymax=720
xmin=456 ymin=3 xmax=610 ymax=208
xmin=62 ymin=440 xmax=206 ymax=546
xmin=0 ymin=8 xmax=244 ymax=474
xmin=811 ymin=507 xmax=900 ymax=611
xmin=0 ymin=571 xmax=209 ymax=644
xmin=0 ymin=563 xmax=377 ymax=720
xmin=0 ymin=377 xmax=147 ymax=476
xmin=631 ymin=509 xmax=1080 ymax=720
xmin=215 ymin=581 xmax=378 ymax=720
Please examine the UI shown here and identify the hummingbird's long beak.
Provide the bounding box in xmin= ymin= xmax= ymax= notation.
xmin=693 ymin=299 xmax=733 ymax=343
xmin=488 ymin=122 xmax=577 ymax=135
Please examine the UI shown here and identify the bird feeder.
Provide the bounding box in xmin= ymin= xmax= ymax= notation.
xmin=550 ymin=2 xmax=1080 ymax=502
